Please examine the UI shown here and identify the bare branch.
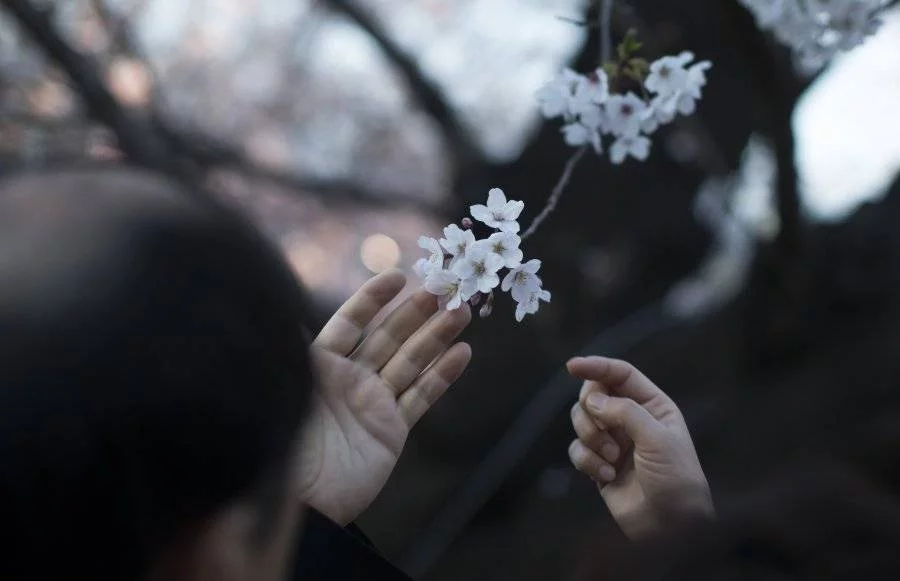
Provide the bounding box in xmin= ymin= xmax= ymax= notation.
xmin=521 ymin=146 xmax=587 ymax=240
xmin=521 ymin=1 xmax=611 ymax=241
xmin=600 ymin=0 xmax=613 ymax=65
xmin=2 ymin=0 xmax=177 ymax=174
xmin=2 ymin=0 xmax=438 ymax=211
xmin=318 ymin=0 xmax=483 ymax=170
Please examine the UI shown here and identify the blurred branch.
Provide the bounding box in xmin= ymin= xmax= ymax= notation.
xmin=92 ymin=0 xmax=151 ymax=54
xmin=1 ymin=0 xmax=178 ymax=174
xmin=317 ymin=0 xmax=484 ymax=171
xmin=90 ymin=0 xmax=163 ymax=102
xmin=155 ymin=122 xmax=443 ymax=212
xmin=2 ymin=0 xmax=438 ymax=212
xmin=600 ymin=0 xmax=613 ymax=64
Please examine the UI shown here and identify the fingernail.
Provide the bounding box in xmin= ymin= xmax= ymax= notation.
xmin=601 ymin=442 xmax=620 ymax=463
xmin=599 ymin=465 xmax=616 ymax=481
xmin=586 ymin=393 xmax=606 ymax=413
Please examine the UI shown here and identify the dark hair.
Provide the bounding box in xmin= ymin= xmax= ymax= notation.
xmin=579 ymin=462 xmax=900 ymax=581
xmin=0 ymin=168 xmax=315 ymax=579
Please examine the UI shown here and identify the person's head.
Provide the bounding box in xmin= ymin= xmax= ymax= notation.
xmin=0 ymin=168 xmax=316 ymax=581
xmin=579 ymin=462 xmax=900 ymax=581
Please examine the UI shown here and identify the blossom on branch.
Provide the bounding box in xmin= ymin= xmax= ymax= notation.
xmin=535 ymin=40 xmax=711 ymax=165
xmin=470 ymin=188 xmax=525 ymax=233
xmin=440 ymin=224 xmax=476 ymax=262
xmin=414 ymin=189 xmax=551 ymax=322
xmin=413 ymin=236 xmax=444 ymax=278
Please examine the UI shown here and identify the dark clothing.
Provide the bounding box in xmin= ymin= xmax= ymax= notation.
xmin=293 ymin=509 xmax=413 ymax=581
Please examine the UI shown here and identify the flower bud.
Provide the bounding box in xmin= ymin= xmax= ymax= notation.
xmin=469 ymin=293 xmax=483 ymax=308
xmin=461 ymin=217 xmax=474 ymax=230
xmin=479 ymin=291 xmax=494 ymax=318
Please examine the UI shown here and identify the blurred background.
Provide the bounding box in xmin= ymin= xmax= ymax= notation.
xmin=2 ymin=0 xmax=900 ymax=579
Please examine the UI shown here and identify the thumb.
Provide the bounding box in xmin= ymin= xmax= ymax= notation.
xmin=584 ymin=393 xmax=661 ymax=446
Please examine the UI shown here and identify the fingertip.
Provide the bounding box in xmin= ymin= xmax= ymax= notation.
xmin=455 ymin=301 xmax=473 ymax=324
xmin=378 ymin=268 xmax=408 ymax=289
xmin=443 ymin=342 xmax=473 ymax=379
xmin=450 ymin=341 xmax=472 ymax=362
xmin=566 ymin=357 xmax=584 ymax=373
xmin=567 ymin=355 xmax=610 ymax=379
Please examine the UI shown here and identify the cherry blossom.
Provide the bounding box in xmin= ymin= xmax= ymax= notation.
xmin=515 ymin=288 xmax=552 ymax=322
xmin=414 ymin=189 xmax=550 ymax=322
xmin=482 ymin=231 xmax=524 ymax=269
xmin=470 ymin=188 xmax=525 ymax=233
xmin=452 ymin=245 xmax=504 ymax=294
xmin=534 ymin=34 xmax=712 ymax=165
xmin=610 ymin=134 xmax=652 ymax=165
xmin=535 ymin=68 xmax=582 ymax=119
xmin=440 ymin=224 xmax=476 ymax=260
xmin=562 ymin=121 xmax=603 ymax=153
xmin=644 ymin=51 xmax=694 ymax=96
xmin=604 ymin=93 xmax=648 ymax=138
xmin=413 ymin=236 xmax=444 ymax=278
xmin=501 ymin=259 xmax=543 ymax=302
xmin=424 ymin=269 xmax=476 ymax=311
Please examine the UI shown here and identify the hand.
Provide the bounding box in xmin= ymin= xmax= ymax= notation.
xmin=298 ymin=270 xmax=472 ymax=525
xmin=567 ymin=356 xmax=713 ymax=539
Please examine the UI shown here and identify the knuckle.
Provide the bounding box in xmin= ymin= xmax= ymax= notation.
xmin=578 ymin=381 xmax=596 ymax=407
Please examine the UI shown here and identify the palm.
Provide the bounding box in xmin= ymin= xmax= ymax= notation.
xmin=296 ymin=271 xmax=471 ymax=525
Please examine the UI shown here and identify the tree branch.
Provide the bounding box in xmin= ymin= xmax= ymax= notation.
xmin=521 ymin=146 xmax=587 ymax=240
xmin=600 ymin=0 xmax=613 ymax=65
xmin=3 ymin=0 xmax=439 ymax=212
xmin=2 ymin=0 xmax=177 ymax=174
xmin=318 ymin=0 xmax=483 ymax=170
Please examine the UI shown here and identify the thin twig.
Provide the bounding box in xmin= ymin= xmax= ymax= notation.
xmin=600 ymin=0 xmax=613 ymax=65
xmin=555 ymin=15 xmax=596 ymax=28
xmin=521 ymin=0 xmax=612 ymax=241
xmin=521 ymin=145 xmax=588 ymax=240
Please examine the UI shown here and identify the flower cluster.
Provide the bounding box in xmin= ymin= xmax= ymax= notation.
xmin=738 ymin=0 xmax=888 ymax=71
xmin=414 ymin=188 xmax=551 ymax=322
xmin=536 ymin=51 xmax=711 ymax=164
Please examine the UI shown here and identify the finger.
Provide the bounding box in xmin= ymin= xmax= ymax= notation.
xmin=569 ymin=440 xmax=617 ymax=484
xmin=583 ymin=393 xmax=661 ymax=446
xmin=571 ymin=403 xmax=620 ymax=464
xmin=398 ymin=342 xmax=471 ymax=427
xmin=579 ymin=378 xmax=608 ymax=406
xmin=351 ymin=289 xmax=439 ymax=370
xmin=578 ymin=380 xmax=633 ymax=457
xmin=379 ymin=303 xmax=471 ymax=395
xmin=568 ymin=356 xmax=669 ymax=405
xmin=315 ymin=269 xmax=407 ymax=356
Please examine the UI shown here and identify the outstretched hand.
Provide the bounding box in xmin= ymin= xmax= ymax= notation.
xmin=298 ymin=270 xmax=472 ymax=525
xmin=567 ymin=356 xmax=713 ymax=539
